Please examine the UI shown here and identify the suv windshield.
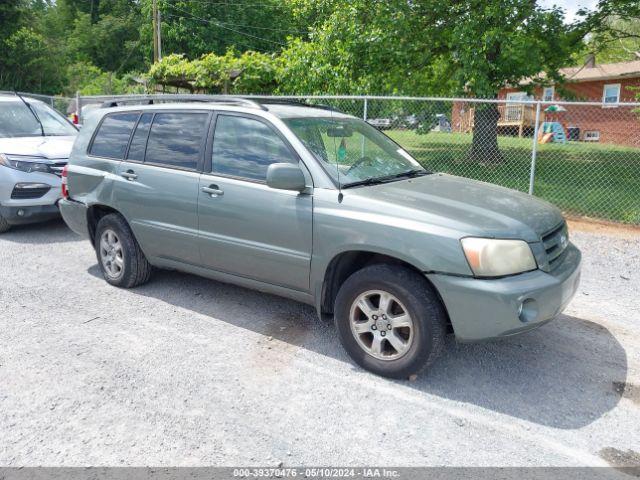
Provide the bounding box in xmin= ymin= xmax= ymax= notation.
xmin=283 ymin=116 xmax=427 ymax=187
xmin=0 ymin=100 xmax=77 ymax=138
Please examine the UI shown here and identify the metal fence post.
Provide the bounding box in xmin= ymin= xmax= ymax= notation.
xmin=361 ymin=97 xmax=369 ymax=156
xmin=528 ymin=101 xmax=542 ymax=195
xmin=76 ymin=91 xmax=82 ymax=125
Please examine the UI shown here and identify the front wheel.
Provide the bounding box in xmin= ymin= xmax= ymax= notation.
xmin=334 ymin=264 xmax=447 ymax=379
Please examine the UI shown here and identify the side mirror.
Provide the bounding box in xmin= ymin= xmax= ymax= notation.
xmin=266 ymin=163 xmax=307 ymax=192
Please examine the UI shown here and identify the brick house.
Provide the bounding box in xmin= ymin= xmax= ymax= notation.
xmin=452 ymin=59 xmax=640 ymax=146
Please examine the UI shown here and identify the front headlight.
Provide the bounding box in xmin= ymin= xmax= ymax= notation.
xmin=0 ymin=153 xmax=51 ymax=173
xmin=461 ymin=237 xmax=537 ymax=277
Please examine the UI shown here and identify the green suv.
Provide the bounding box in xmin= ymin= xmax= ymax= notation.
xmin=59 ymin=96 xmax=581 ymax=378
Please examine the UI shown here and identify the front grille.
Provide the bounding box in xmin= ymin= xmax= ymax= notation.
xmin=542 ymin=222 xmax=569 ymax=269
xmin=11 ymin=185 xmax=51 ymax=200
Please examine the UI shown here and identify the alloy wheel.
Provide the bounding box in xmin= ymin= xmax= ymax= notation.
xmin=349 ymin=289 xmax=414 ymax=360
xmin=99 ymin=229 xmax=124 ymax=280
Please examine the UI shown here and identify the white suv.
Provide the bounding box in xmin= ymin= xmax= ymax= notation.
xmin=0 ymin=94 xmax=77 ymax=232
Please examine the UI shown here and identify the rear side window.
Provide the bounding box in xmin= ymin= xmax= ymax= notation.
xmin=144 ymin=112 xmax=208 ymax=170
xmin=89 ymin=113 xmax=139 ymax=159
xmin=126 ymin=113 xmax=153 ymax=162
xmin=211 ymin=115 xmax=297 ymax=181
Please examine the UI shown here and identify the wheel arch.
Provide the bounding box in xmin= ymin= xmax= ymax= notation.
xmin=86 ymin=204 xmax=123 ymax=245
xmin=319 ymin=250 xmax=451 ymax=330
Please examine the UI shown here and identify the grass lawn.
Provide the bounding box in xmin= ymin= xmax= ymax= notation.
xmin=386 ymin=130 xmax=640 ymax=224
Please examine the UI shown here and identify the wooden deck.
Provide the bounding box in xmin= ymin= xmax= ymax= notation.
xmin=460 ymin=104 xmax=539 ymax=137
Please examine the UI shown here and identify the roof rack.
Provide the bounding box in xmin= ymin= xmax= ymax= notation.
xmin=99 ymin=94 xmax=267 ymax=110
xmin=254 ymin=98 xmax=342 ymax=112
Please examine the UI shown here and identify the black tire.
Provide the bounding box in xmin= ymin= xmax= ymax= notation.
xmin=334 ymin=264 xmax=446 ymax=379
xmin=0 ymin=214 xmax=10 ymax=233
xmin=94 ymin=213 xmax=152 ymax=288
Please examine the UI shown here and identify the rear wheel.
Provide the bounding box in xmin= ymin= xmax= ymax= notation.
xmin=94 ymin=213 xmax=152 ymax=288
xmin=334 ymin=264 xmax=446 ymax=379
xmin=0 ymin=214 xmax=10 ymax=233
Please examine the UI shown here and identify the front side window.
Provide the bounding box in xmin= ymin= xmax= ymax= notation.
xmin=211 ymin=115 xmax=297 ymax=181
xmin=90 ymin=112 xmax=139 ymax=159
xmin=283 ymin=116 xmax=425 ymax=187
xmin=0 ymin=100 xmax=77 ymax=138
xmin=145 ymin=112 xmax=208 ymax=170
xmin=603 ymin=84 xmax=621 ymax=105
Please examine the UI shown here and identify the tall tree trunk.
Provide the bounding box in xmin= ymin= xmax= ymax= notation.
xmin=469 ymin=103 xmax=503 ymax=163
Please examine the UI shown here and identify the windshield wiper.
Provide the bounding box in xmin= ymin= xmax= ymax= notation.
xmin=342 ymin=177 xmax=387 ymax=189
xmin=15 ymin=91 xmax=45 ymax=137
xmin=342 ymin=169 xmax=430 ymax=189
xmin=386 ymin=169 xmax=431 ymax=179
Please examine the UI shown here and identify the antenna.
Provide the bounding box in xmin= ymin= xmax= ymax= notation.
xmin=329 ymin=104 xmax=343 ymax=201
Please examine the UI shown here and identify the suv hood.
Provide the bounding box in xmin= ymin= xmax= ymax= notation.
xmin=0 ymin=135 xmax=76 ymax=160
xmin=348 ymin=173 xmax=564 ymax=242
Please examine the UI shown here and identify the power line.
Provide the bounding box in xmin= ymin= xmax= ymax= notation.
xmin=165 ymin=6 xmax=307 ymax=35
xmin=166 ymin=4 xmax=289 ymax=47
xmin=163 ymin=12 xmax=274 ymax=52
xmin=166 ymin=0 xmax=288 ymax=9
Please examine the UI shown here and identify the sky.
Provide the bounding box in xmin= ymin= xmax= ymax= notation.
xmin=538 ymin=0 xmax=599 ymax=22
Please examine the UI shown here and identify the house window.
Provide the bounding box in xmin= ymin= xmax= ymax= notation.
xmin=602 ymin=84 xmax=621 ymax=105
xmin=584 ymin=131 xmax=600 ymax=142
xmin=542 ymin=86 xmax=554 ymax=102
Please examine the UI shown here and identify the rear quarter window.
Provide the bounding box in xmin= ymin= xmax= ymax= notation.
xmin=89 ymin=112 xmax=139 ymax=159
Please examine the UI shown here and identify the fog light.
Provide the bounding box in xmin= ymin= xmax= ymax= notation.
xmin=17 ymin=209 xmax=25 ymax=217
xmin=518 ymin=298 xmax=538 ymax=323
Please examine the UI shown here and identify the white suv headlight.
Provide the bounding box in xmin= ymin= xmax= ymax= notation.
xmin=461 ymin=237 xmax=537 ymax=277
xmin=0 ymin=153 xmax=51 ymax=173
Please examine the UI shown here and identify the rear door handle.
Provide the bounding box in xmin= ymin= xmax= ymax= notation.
xmin=202 ymin=185 xmax=224 ymax=197
xmin=121 ymin=170 xmax=138 ymax=181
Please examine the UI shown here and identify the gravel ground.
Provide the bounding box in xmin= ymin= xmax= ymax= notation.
xmin=0 ymin=219 xmax=639 ymax=467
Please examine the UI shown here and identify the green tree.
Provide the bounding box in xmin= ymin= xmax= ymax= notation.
xmin=581 ymin=0 xmax=640 ymax=62
xmin=0 ymin=15 xmax=65 ymax=93
xmin=66 ymin=10 xmax=145 ymax=73
xmin=436 ymin=1 xmax=582 ymax=161
xmin=157 ymin=0 xmax=298 ymax=58
xmin=277 ymin=0 xmax=452 ymax=96
xmin=65 ymin=61 xmax=145 ymax=95
xmin=148 ymin=50 xmax=278 ymax=94
xmin=278 ymin=0 xmax=583 ymax=162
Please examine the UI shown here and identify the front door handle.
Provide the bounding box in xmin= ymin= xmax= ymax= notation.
xmin=202 ymin=185 xmax=224 ymax=197
xmin=121 ymin=170 xmax=138 ymax=181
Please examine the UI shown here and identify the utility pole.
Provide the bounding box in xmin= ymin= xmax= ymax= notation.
xmin=152 ymin=0 xmax=162 ymax=63
xmin=157 ymin=4 xmax=162 ymax=61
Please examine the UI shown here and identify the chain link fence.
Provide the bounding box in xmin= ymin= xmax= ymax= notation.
xmin=21 ymin=92 xmax=640 ymax=225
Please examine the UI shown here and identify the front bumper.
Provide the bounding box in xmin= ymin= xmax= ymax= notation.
xmin=427 ymin=243 xmax=581 ymax=342
xmin=0 ymin=165 xmax=62 ymax=207
xmin=0 ymin=203 xmax=60 ymax=225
